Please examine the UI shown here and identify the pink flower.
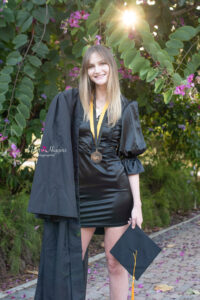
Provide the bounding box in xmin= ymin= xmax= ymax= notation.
xmin=50 ymin=18 xmax=56 ymax=23
xmin=0 ymin=133 xmax=8 ymax=142
xmin=68 ymin=17 xmax=80 ymax=28
xmin=180 ymin=17 xmax=185 ymax=26
xmin=8 ymin=144 xmax=20 ymax=158
xmin=187 ymin=74 xmax=194 ymax=84
xmin=95 ymin=35 xmax=102 ymax=45
xmin=69 ymin=67 xmax=80 ymax=78
xmin=174 ymin=85 xmax=186 ymax=96
xmin=54 ymin=40 xmax=60 ymax=45
xmin=80 ymin=10 xmax=89 ymax=20
xmin=65 ymin=85 xmax=72 ymax=90
xmin=71 ymin=11 xmax=82 ymax=20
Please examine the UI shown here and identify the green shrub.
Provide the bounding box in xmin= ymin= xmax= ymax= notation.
xmin=141 ymin=160 xmax=200 ymax=229
xmin=0 ymin=187 xmax=43 ymax=276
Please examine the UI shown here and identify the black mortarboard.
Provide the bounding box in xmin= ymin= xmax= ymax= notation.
xmin=110 ymin=224 xmax=162 ymax=281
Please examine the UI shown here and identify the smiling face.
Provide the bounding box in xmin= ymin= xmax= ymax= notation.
xmin=87 ymin=52 xmax=110 ymax=87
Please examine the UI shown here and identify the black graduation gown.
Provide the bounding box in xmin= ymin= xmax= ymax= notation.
xmin=27 ymin=87 xmax=146 ymax=300
xmin=27 ymin=88 xmax=87 ymax=300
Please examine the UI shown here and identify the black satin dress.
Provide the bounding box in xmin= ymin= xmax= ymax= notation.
xmin=78 ymin=96 xmax=146 ymax=228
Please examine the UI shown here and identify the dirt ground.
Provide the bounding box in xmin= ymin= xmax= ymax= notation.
xmin=0 ymin=208 xmax=200 ymax=292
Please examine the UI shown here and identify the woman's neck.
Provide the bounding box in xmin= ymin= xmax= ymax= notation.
xmin=95 ymin=85 xmax=107 ymax=103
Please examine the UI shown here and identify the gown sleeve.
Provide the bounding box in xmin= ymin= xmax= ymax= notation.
xmin=119 ymin=100 xmax=147 ymax=175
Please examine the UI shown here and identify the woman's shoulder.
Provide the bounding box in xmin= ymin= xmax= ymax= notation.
xmin=120 ymin=94 xmax=138 ymax=114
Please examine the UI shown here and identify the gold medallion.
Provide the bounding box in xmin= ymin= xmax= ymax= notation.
xmin=91 ymin=150 xmax=102 ymax=164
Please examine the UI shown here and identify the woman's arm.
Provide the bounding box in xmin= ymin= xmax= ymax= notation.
xmin=128 ymin=174 xmax=143 ymax=229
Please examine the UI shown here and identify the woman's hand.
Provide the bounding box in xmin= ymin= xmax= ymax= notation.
xmin=128 ymin=204 xmax=143 ymax=229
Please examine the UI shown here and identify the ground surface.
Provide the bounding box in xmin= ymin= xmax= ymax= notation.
xmin=0 ymin=208 xmax=200 ymax=295
xmin=1 ymin=212 xmax=200 ymax=299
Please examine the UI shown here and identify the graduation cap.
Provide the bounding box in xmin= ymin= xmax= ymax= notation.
xmin=110 ymin=224 xmax=162 ymax=300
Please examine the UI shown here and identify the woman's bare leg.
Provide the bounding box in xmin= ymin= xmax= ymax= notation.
xmin=104 ymin=225 xmax=129 ymax=300
xmin=81 ymin=227 xmax=96 ymax=260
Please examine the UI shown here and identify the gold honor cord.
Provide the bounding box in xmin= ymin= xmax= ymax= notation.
xmin=89 ymin=96 xmax=109 ymax=163
xmin=131 ymin=250 xmax=137 ymax=300
xmin=90 ymin=96 xmax=109 ymax=140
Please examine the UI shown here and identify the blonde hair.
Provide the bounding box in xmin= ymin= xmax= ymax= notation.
xmin=78 ymin=45 xmax=121 ymax=127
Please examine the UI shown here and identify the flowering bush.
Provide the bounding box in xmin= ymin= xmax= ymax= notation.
xmin=60 ymin=10 xmax=89 ymax=34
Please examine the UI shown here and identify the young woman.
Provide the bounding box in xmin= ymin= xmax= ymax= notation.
xmin=28 ymin=44 xmax=146 ymax=300
xmin=78 ymin=45 xmax=146 ymax=300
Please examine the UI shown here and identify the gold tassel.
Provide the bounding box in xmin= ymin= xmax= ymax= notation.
xmin=131 ymin=250 xmax=137 ymax=300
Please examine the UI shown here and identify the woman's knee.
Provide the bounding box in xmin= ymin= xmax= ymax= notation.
xmin=106 ymin=252 xmax=124 ymax=275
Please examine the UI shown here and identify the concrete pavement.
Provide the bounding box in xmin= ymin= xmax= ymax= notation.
xmin=1 ymin=214 xmax=200 ymax=300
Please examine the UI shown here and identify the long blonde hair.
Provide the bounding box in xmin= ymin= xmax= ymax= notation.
xmin=78 ymin=45 xmax=121 ymax=127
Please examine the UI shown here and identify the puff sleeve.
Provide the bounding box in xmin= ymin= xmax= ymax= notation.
xmin=119 ymin=101 xmax=146 ymax=175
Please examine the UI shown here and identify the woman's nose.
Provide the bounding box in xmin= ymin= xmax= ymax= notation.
xmin=94 ymin=64 xmax=100 ymax=73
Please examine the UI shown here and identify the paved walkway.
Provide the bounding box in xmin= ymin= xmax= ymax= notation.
xmin=1 ymin=215 xmax=200 ymax=300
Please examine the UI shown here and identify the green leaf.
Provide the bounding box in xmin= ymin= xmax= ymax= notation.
xmin=13 ymin=34 xmax=28 ymax=49
xmin=169 ymin=26 xmax=196 ymax=41
xmin=11 ymin=123 xmax=23 ymax=137
xmin=7 ymin=51 xmax=22 ymax=66
xmin=33 ymin=8 xmax=50 ymax=24
xmin=32 ymin=42 xmax=49 ymax=58
xmin=15 ymin=112 xmax=26 ymax=129
xmin=3 ymin=8 xmax=15 ymax=22
xmin=129 ymin=53 xmax=148 ymax=73
xmin=86 ymin=11 xmax=99 ymax=28
xmin=0 ymin=27 xmax=15 ymax=42
xmin=0 ymin=83 xmax=9 ymax=93
xmin=100 ymin=3 xmax=115 ymax=23
xmin=1 ymin=66 xmax=14 ymax=75
xmin=23 ymin=63 xmax=36 ymax=79
xmin=165 ymin=47 xmax=180 ymax=56
xmin=124 ymin=48 xmax=137 ymax=68
xmin=172 ymin=73 xmax=182 ymax=86
xmin=137 ymin=19 xmax=150 ymax=33
xmin=17 ymin=103 xmax=30 ymax=119
xmin=71 ymin=28 xmax=79 ymax=36
xmin=118 ymin=37 xmax=135 ymax=52
xmin=87 ymin=25 xmax=98 ymax=36
xmin=82 ymin=45 xmax=90 ymax=57
xmin=184 ymin=53 xmax=200 ymax=77
xmin=15 ymin=87 xmax=33 ymax=105
xmin=21 ymin=77 xmax=34 ymax=90
xmin=154 ymin=78 xmax=164 ymax=93
xmin=163 ymin=89 xmax=173 ymax=104
xmin=33 ymin=0 xmax=46 ymax=4
xmin=0 ymin=18 xmax=6 ymax=28
xmin=16 ymin=11 xmax=30 ymax=27
xmin=39 ymin=109 xmax=46 ymax=120
xmin=146 ymin=68 xmax=159 ymax=82
xmin=163 ymin=60 xmax=174 ymax=74
xmin=156 ymin=51 xmax=167 ymax=66
xmin=0 ymin=74 xmax=11 ymax=83
xmin=72 ymin=41 xmax=85 ymax=58
xmin=28 ymin=55 xmax=42 ymax=67
xmin=21 ymin=16 xmax=33 ymax=33
xmin=139 ymin=68 xmax=149 ymax=80
xmin=140 ymin=31 xmax=154 ymax=44
xmin=107 ymin=28 xmax=128 ymax=48
xmin=0 ymin=94 xmax=6 ymax=104
xmin=166 ymin=39 xmax=183 ymax=49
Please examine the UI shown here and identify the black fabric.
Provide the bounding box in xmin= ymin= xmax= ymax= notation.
xmin=34 ymin=219 xmax=86 ymax=300
xmin=27 ymin=88 xmax=146 ymax=299
xmin=78 ymin=95 xmax=146 ymax=227
xmin=119 ymin=100 xmax=147 ymax=175
xmin=110 ymin=224 xmax=162 ymax=280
